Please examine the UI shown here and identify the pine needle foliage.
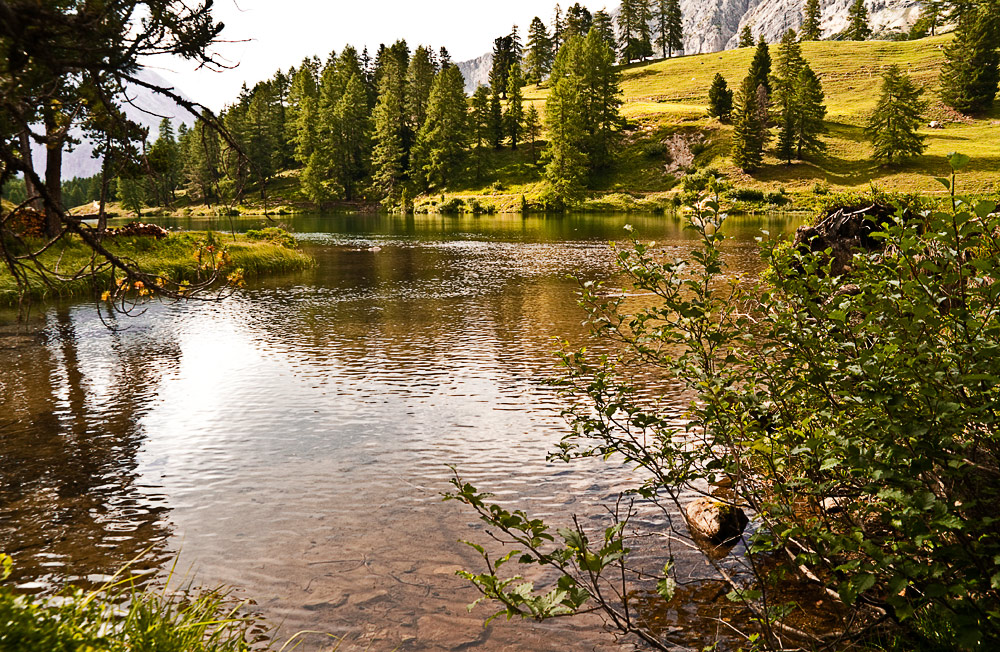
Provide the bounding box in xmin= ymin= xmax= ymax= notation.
xmin=866 ymin=65 xmax=927 ymax=163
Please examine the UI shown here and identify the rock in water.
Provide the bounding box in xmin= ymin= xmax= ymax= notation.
xmin=685 ymin=497 xmax=748 ymax=543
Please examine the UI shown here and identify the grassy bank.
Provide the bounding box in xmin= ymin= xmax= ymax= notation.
xmin=0 ymin=229 xmax=313 ymax=307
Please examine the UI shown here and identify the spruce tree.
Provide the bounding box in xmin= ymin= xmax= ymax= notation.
xmin=707 ymin=73 xmax=733 ymax=121
xmin=618 ymin=0 xmax=653 ymax=63
xmin=732 ymin=75 xmax=766 ymax=172
xmin=579 ymin=28 xmax=623 ymax=170
xmin=565 ymin=3 xmax=593 ymax=39
xmin=738 ymin=26 xmax=754 ymax=48
xmin=542 ymin=66 xmax=588 ymax=202
xmin=590 ymin=11 xmax=616 ymax=52
xmin=410 ymin=65 xmax=468 ymax=191
xmin=371 ymin=57 xmax=406 ymax=204
xmin=654 ymin=0 xmax=684 ymax=58
xmin=525 ymin=17 xmax=553 ymax=85
xmin=773 ymin=30 xmax=806 ymax=164
xmin=524 ymin=103 xmax=541 ymax=154
xmin=732 ymin=74 xmax=766 ymax=172
xmin=794 ymin=64 xmax=827 ymax=159
xmin=489 ymin=87 xmax=503 ymax=148
xmin=470 ymin=85 xmax=492 ymax=181
xmin=748 ymin=36 xmax=772 ymax=96
xmin=845 ymin=0 xmax=872 ymax=41
xmin=332 ymin=74 xmax=371 ymax=200
xmin=490 ymin=35 xmax=516 ymax=98
xmin=939 ymin=5 xmax=1000 ymax=115
xmin=552 ymin=3 xmax=565 ymax=52
xmin=505 ymin=63 xmax=525 ymax=149
xmin=865 ymin=65 xmax=927 ymax=163
xmin=802 ymin=0 xmax=822 ymax=41
xmin=406 ymin=46 xmax=437 ymax=136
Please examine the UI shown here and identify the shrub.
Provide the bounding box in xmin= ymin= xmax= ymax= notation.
xmin=244 ymin=227 xmax=296 ymax=248
xmin=438 ymin=197 xmax=465 ymax=214
xmin=729 ymin=187 xmax=766 ymax=202
xmin=448 ymin=155 xmax=1000 ymax=650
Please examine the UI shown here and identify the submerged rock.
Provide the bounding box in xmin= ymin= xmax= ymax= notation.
xmin=685 ymin=497 xmax=748 ymax=543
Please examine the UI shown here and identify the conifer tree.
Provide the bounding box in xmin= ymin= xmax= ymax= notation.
xmin=410 ymin=65 xmax=468 ymax=191
xmin=732 ymin=75 xmax=767 ymax=172
xmin=738 ymin=25 xmax=754 ymax=48
xmin=406 ymin=46 xmax=437 ymax=135
xmin=489 ymin=87 xmax=504 ymax=148
xmin=552 ymin=3 xmax=565 ymax=52
xmin=592 ymin=11 xmax=617 ymax=51
xmin=505 ymin=64 xmax=525 ymax=149
xmin=470 ymin=85 xmax=492 ymax=181
xmin=865 ymin=65 xmax=927 ymax=163
xmin=654 ymin=0 xmax=684 ymax=58
xmin=939 ymin=5 xmax=1000 ymax=115
xmin=148 ymin=118 xmax=181 ymax=204
xmin=439 ymin=47 xmax=452 ymax=68
xmin=565 ymin=3 xmax=593 ymax=39
xmin=793 ymin=64 xmax=827 ymax=159
xmin=542 ymin=61 xmax=588 ymax=202
xmin=748 ymin=36 xmax=772 ymax=96
xmin=524 ymin=103 xmax=541 ymax=154
xmin=525 ymin=17 xmax=553 ymax=85
xmin=490 ymin=34 xmax=516 ymax=98
xmin=845 ymin=0 xmax=872 ymax=41
xmin=618 ymin=0 xmax=653 ymax=63
xmin=333 ymin=74 xmax=371 ymax=200
xmin=772 ymin=30 xmax=806 ymax=163
xmin=802 ymin=0 xmax=822 ymax=41
xmin=372 ymin=58 xmax=407 ymax=204
xmin=707 ymin=73 xmax=733 ymax=121
xmin=579 ymin=28 xmax=623 ymax=169
xmin=286 ymin=61 xmax=320 ymax=164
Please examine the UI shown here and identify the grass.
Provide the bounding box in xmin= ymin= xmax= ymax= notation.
xmin=0 ymin=229 xmax=314 ymax=307
xmin=0 ymin=553 xmax=273 ymax=652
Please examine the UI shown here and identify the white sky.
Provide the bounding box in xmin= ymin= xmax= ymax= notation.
xmin=152 ymin=0 xmax=614 ymax=111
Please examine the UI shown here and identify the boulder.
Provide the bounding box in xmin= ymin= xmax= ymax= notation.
xmin=685 ymin=497 xmax=748 ymax=543
xmin=929 ymin=120 xmax=944 ymax=129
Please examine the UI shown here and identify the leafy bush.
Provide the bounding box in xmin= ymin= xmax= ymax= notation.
xmin=448 ymin=155 xmax=1000 ymax=650
xmin=729 ymin=188 xmax=766 ymax=202
xmin=643 ymin=142 xmax=668 ymax=158
xmin=438 ymin=197 xmax=465 ymax=214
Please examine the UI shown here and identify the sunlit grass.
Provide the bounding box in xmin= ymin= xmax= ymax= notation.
xmin=0 ymin=231 xmax=313 ymax=306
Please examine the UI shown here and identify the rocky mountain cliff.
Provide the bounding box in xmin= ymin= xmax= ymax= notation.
xmin=456 ymin=0 xmax=924 ymax=89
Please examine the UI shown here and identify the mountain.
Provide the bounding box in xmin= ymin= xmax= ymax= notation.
xmin=455 ymin=0 xmax=924 ymax=89
xmin=30 ymin=69 xmax=196 ymax=180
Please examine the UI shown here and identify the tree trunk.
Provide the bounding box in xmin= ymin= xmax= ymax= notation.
xmin=43 ymin=113 xmax=64 ymax=239
xmin=97 ymin=142 xmax=111 ymax=235
xmin=17 ymin=128 xmax=42 ymax=212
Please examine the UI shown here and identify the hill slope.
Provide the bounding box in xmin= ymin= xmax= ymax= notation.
xmin=519 ymin=33 xmax=999 ymax=198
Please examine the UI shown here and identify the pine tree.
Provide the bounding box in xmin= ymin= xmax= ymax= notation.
xmin=505 ymin=63 xmax=525 ymax=149
xmin=866 ymin=65 xmax=927 ymax=163
xmin=845 ymin=0 xmax=872 ymax=41
xmin=802 ymin=0 xmax=822 ymax=41
xmin=406 ymin=46 xmax=437 ymax=135
xmin=653 ymin=0 xmax=684 ymax=58
xmin=490 ymin=35 xmax=516 ymax=98
xmin=738 ymin=26 xmax=754 ymax=48
xmin=748 ymin=36 xmax=772 ymax=96
xmin=332 ymin=74 xmax=371 ymax=200
xmin=552 ymin=3 xmax=565 ymax=52
xmin=732 ymin=75 xmax=767 ymax=172
xmin=410 ymin=65 xmax=468 ymax=191
xmin=772 ymin=30 xmax=806 ymax=163
xmin=470 ymin=85 xmax=492 ymax=181
xmin=371 ymin=58 xmax=406 ymax=204
xmin=794 ymin=64 xmax=827 ymax=159
xmin=939 ymin=5 xmax=1000 ymax=115
xmin=117 ymin=175 xmax=147 ymax=216
xmin=592 ymin=11 xmax=617 ymax=51
xmin=565 ymin=3 xmax=593 ymax=39
xmin=489 ymin=87 xmax=504 ymax=148
xmin=707 ymin=73 xmax=734 ymax=121
xmin=148 ymin=118 xmax=181 ymax=205
xmin=286 ymin=61 xmax=319 ymax=165
xmin=525 ymin=17 xmax=553 ymax=85
xmin=579 ymin=28 xmax=623 ymax=169
xmin=542 ymin=65 xmax=588 ymax=202
xmin=524 ymin=103 xmax=541 ymax=154
xmin=618 ymin=0 xmax=653 ymax=63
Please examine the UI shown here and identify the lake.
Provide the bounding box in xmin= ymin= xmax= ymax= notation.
xmin=0 ymin=212 xmax=803 ymax=651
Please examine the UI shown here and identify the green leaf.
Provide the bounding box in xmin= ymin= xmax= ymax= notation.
xmin=948 ymin=152 xmax=971 ymax=171
xmin=935 ymin=177 xmax=951 ymax=191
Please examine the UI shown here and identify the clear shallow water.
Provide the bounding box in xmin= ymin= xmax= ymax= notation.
xmin=0 ymin=212 xmax=803 ymax=651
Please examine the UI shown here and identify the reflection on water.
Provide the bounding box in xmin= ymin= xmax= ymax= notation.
xmin=0 ymin=213 xmax=803 ymax=651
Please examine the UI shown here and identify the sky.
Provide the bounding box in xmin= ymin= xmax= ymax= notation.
xmin=153 ymin=0 xmax=615 ymax=111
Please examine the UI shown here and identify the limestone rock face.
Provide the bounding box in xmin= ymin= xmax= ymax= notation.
xmin=726 ymin=0 xmax=924 ymax=49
